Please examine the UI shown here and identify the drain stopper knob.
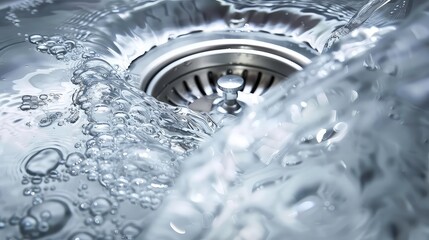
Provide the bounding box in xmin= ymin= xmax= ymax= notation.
xmin=217 ymin=75 xmax=244 ymax=114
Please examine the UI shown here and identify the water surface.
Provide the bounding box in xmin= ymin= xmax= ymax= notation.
xmin=0 ymin=0 xmax=426 ymax=239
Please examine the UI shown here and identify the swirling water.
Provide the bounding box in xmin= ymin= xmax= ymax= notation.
xmin=0 ymin=0 xmax=427 ymax=239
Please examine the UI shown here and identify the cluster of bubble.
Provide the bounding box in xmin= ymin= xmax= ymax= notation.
xmin=28 ymin=34 xmax=79 ymax=60
xmin=66 ymin=58 xmax=217 ymax=209
xmin=76 ymin=185 xmax=118 ymax=227
xmin=18 ymin=200 xmax=71 ymax=239
xmin=74 ymin=185 xmax=144 ymax=239
xmin=20 ymin=94 xmax=48 ymax=111
xmin=22 ymin=148 xmax=70 ymax=194
xmin=5 ymin=147 xmax=73 ymax=238
xmin=73 ymin=190 xmax=143 ymax=239
xmin=20 ymin=92 xmax=82 ymax=127
xmin=17 ymin=146 xmax=144 ymax=239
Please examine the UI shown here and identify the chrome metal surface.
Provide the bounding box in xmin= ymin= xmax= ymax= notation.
xmin=130 ymin=32 xmax=316 ymax=111
xmin=216 ymin=75 xmax=245 ymax=115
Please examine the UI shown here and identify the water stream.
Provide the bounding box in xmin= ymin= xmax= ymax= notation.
xmin=0 ymin=0 xmax=427 ymax=239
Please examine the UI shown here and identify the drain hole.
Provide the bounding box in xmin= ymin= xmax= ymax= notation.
xmin=241 ymin=69 xmax=249 ymax=83
xmin=194 ymin=75 xmax=207 ymax=96
xmin=250 ymin=72 xmax=263 ymax=94
xmin=183 ymin=81 xmax=197 ymax=100
xmin=171 ymin=87 xmax=191 ymax=105
xmin=261 ymin=75 xmax=276 ymax=95
xmin=130 ymin=32 xmax=315 ymax=111
xmin=207 ymin=71 xmax=217 ymax=93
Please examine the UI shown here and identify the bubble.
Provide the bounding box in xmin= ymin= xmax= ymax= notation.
xmin=228 ymin=13 xmax=247 ymax=28
xmin=38 ymin=221 xmax=49 ymax=232
xmin=25 ymin=148 xmax=62 ymax=176
xmin=64 ymin=40 xmax=76 ymax=49
xmin=19 ymin=216 xmax=38 ymax=237
xmin=22 ymin=95 xmax=32 ymax=101
xmin=23 ymin=199 xmax=71 ymax=238
xmin=93 ymin=215 xmax=104 ymax=225
xmin=68 ymin=232 xmax=94 ymax=240
xmin=9 ymin=215 xmax=21 ymax=226
xmin=65 ymin=152 xmax=85 ymax=167
xmin=82 ymin=52 xmax=95 ymax=59
xmin=79 ymin=202 xmax=90 ymax=211
xmin=32 ymin=196 xmax=44 ymax=206
xmin=38 ymin=94 xmax=48 ymax=100
xmin=0 ymin=220 xmax=6 ymax=229
xmin=23 ymin=186 xmax=42 ymax=196
xmin=56 ymin=53 xmax=65 ymax=60
xmin=90 ymin=104 xmax=112 ymax=122
xmin=20 ymin=104 xmax=31 ymax=111
xmin=45 ymin=40 xmax=56 ymax=47
xmin=36 ymin=45 xmax=49 ymax=52
xmin=49 ymin=35 xmax=64 ymax=42
xmin=96 ymin=135 xmax=114 ymax=148
xmin=49 ymin=170 xmax=60 ymax=179
xmin=88 ymin=123 xmax=111 ymax=136
xmin=29 ymin=34 xmax=43 ymax=44
xmin=31 ymin=176 xmax=43 ymax=185
xmin=90 ymin=197 xmax=112 ymax=216
xmin=121 ymin=223 xmax=141 ymax=239
xmin=39 ymin=117 xmax=54 ymax=127
xmin=67 ymin=111 xmax=80 ymax=124
xmin=30 ymin=103 xmax=39 ymax=110
xmin=40 ymin=211 xmax=51 ymax=220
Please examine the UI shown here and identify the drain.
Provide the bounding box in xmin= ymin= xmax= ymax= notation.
xmin=130 ymin=32 xmax=316 ymax=113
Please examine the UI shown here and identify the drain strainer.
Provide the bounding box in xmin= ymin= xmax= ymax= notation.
xmin=130 ymin=32 xmax=316 ymax=113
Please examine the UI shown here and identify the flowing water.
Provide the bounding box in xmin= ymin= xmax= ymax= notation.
xmin=0 ymin=0 xmax=427 ymax=239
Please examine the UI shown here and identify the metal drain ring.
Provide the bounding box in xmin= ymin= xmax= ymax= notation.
xmin=130 ymin=32 xmax=316 ymax=108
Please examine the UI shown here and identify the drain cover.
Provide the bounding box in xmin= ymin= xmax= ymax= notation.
xmin=130 ymin=32 xmax=316 ymax=113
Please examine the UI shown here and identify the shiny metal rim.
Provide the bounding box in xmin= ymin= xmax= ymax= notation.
xmin=130 ymin=31 xmax=316 ymax=107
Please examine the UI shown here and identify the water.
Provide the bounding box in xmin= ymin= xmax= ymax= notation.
xmin=323 ymin=0 xmax=392 ymax=51
xmin=0 ymin=0 xmax=426 ymax=239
